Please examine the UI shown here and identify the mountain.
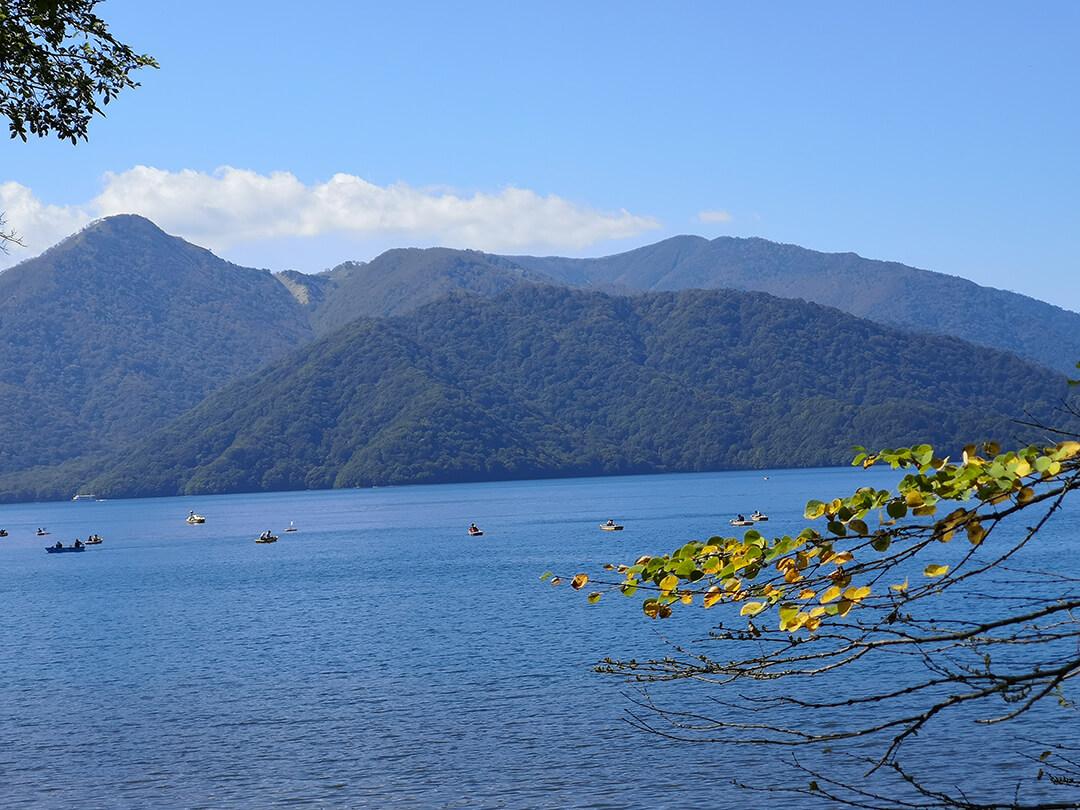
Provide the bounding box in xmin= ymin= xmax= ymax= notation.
xmin=309 ymin=248 xmax=558 ymax=335
xmin=0 ymin=215 xmax=313 ymax=473
xmin=508 ymin=236 xmax=1080 ymax=374
xmin=74 ymin=286 xmax=1067 ymax=500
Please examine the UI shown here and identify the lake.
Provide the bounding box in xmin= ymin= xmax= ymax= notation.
xmin=0 ymin=467 xmax=1075 ymax=808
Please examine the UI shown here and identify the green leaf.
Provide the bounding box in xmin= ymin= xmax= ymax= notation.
xmin=539 ymin=571 xmax=553 ymax=581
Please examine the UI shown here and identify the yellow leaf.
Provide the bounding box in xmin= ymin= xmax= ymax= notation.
xmin=571 ymin=573 xmax=589 ymax=590
xmin=923 ymin=564 xmax=949 ymax=578
xmin=820 ymin=585 xmax=842 ymax=603
xmin=1018 ymin=486 xmax=1035 ymax=504
xmin=659 ymin=574 xmax=679 ymax=592
xmin=1013 ymin=459 xmax=1032 ymax=477
xmin=680 ymin=593 xmax=693 ymax=606
xmin=1057 ymin=440 xmax=1080 ymax=459
xmin=587 ymin=592 xmax=602 ymax=604
xmin=829 ymin=551 xmax=854 ymax=566
xmin=798 ymin=589 xmax=817 ymax=600
xmin=740 ymin=601 xmax=766 ymax=616
xmin=808 ymin=606 xmax=827 ymax=618
xmin=778 ymin=604 xmax=799 ymax=629
xmin=843 ymin=585 xmax=872 ymax=602
xmin=702 ymin=558 xmax=721 ymax=575
xmin=836 ymin=598 xmax=854 ymax=617
xmin=890 ymin=578 xmax=909 ymax=593
xmin=966 ymin=520 xmax=986 ymax=546
xmin=703 ymin=586 xmax=722 ymax=608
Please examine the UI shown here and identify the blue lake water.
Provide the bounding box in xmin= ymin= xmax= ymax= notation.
xmin=0 ymin=467 xmax=1076 ymax=808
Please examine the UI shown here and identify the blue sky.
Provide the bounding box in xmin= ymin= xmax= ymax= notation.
xmin=3 ymin=1 xmax=1078 ymax=309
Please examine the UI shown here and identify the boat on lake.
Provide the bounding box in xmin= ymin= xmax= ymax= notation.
xmin=256 ymin=532 xmax=278 ymax=544
xmin=72 ymin=493 xmax=97 ymax=501
xmin=46 ymin=544 xmax=85 ymax=554
xmin=468 ymin=524 xmax=484 ymax=537
xmin=730 ymin=517 xmax=755 ymax=527
xmin=0 ymin=529 xmax=7 ymax=537
xmin=186 ymin=512 xmax=206 ymax=524
xmin=84 ymin=535 xmax=103 ymax=545
xmin=600 ymin=521 xmax=624 ymax=531
xmin=751 ymin=511 xmax=769 ymax=522
xmin=36 ymin=528 xmax=49 ymax=536
xmin=284 ymin=522 xmax=297 ymax=533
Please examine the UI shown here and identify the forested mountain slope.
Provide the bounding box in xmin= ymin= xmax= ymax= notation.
xmin=0 ymin=215 xmax=313 ymax=472
xmin=79 ymin=286 xmax=1068 ymax=500
xmin=309 ymin=247 xmax=558 ymax=334
xmin=508 ymin=236 xmax=1080 ymax=374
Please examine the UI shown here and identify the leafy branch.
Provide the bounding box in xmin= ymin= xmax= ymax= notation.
xmin=547 ymin=435 xmax=1080 ymax=807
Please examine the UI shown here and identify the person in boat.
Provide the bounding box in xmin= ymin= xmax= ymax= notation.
xmin=469 ymin=523 xmax=479 ymax=533
xmin=737 ymin=514 xmax=745 ymax=522
xmin=73 ymin=538 xmax=83 ymax=549
xmin=606 ymin=519 xmax=616 ymax=527
xmin=54 ymin=541 xmax=63 ymax=549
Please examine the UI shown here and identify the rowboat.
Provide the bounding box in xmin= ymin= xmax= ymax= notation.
xmin=46 ymin=546 xmax=85 ymax=554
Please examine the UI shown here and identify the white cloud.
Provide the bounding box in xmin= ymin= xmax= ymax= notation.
xmin=0 ymin=166 xmax=661 ymax=267
xmin=697 ymin=209 xmax=733 ymax=224
xmin=0 ymin=181 xmax=93 ymax=258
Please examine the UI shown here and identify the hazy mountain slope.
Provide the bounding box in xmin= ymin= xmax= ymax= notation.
xmin=0 ymin=215 xmax=313 ymax=473
xmin=77 ymin=286 xmax=1067 ymax=500
xmin=310 ymin=247 xmax=560 ymax=334
xmin=508 ymin=236 xmax=1080 ymax=373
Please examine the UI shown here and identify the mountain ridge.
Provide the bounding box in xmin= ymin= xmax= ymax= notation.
xmin=70 ymin=285 xmax=1068 ymax=502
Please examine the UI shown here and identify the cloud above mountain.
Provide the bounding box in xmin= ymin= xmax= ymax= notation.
xmin=0 ymin=167 xmax=660 ymax=267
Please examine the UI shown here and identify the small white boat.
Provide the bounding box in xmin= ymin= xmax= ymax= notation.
xmin=600 ymin=522 xmax=624 ymax=531
xmin=186 ymin=512 xmax=206 ymax=525
xmin=468 ymin=525 xmax=484 ymax=537
xmin=255 ymin=533 xmax=278 ymax=544
xmin=72 ymin=493 xmax=97 ymax=501
xmin=751 ymin=512 xmax=769 ymax=522
xmin=284 ymin=522 xmax=298 ymax=533
xmin=730 ymin=518 xmax=755 ymax=527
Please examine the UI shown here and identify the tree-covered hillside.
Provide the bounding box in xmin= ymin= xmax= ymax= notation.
xmin=76 ymin=286 xmax=1067 ymax=500
xmin=508 ymin=235 xmax=1080 ymax=374
xmin=0 ymin=215 xmax=313 ymax=472
xmin=310 ymin=247 xmax=558 ymax=334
